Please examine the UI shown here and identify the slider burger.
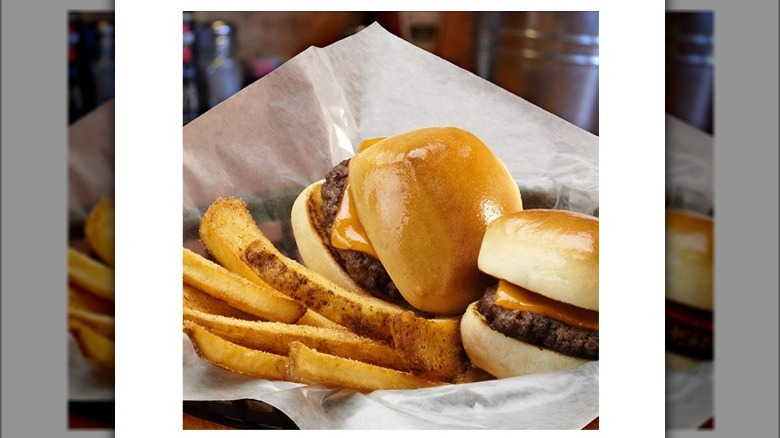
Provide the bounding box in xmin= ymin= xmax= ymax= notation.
xmin=665 ymin=209 xmax=713 ymax=371
xmin=291 ymin=127 xmax=523 ymax=314
xmin=460 ymin=209 xmax=599 ymax=378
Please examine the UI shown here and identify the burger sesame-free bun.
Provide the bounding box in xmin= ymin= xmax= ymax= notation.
xmin=460 ymin=303 xmax=588 ymax=378
xmin=666 ymin=209 xmax=713 ymax=311
xmin=290 ymin=180 xmax=372 ymax=296
xmin=348 ymin=127 xmax=523 ymax=314
xmin=478 ymin=209 xmax=599 ymax=311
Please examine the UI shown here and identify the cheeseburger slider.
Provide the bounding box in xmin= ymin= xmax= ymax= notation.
xmin=461 ymin=209 xmax=599 ymax=378
xmin=665 ymin=209 xmax=713 ymax=371
xmin=291 ymin=127 xmax=523 ymax=315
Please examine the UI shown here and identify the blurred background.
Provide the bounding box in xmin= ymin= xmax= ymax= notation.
xmin=68 ymin=11 xmax=115 ymax=124
xmin=181 ymin=11 xmax=599 ymax=135
xmin=666 ymin=12 xmax=713 ymax=135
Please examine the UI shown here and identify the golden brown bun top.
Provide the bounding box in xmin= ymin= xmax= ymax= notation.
xmin=666 ymin=209 xmax=713 ymax=311
xmin=478 ymin=209 xmax=599 ymax=310
xmin=348 ymin=127 xmax=523 ymax=314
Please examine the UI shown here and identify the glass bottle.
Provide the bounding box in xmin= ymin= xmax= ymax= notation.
xmin=92 ymin=20 xmax=115 ymax=105
xmin=68 ymin=14 xmax=86 ymax=123
xmin=204 ymin=20 xmax=243 ymax=109
xmin=183 ymin=12 xmax=200 ymax=124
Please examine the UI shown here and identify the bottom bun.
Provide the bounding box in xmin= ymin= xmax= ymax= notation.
xmin=290 ymin=180 xmax=371 ymax=296
xmin=460 ymin=302 xmax=588 ymax=378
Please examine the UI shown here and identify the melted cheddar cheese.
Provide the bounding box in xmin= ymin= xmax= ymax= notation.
xmin=329 ymin=182 xmax=377 ymax=258
xmin=494 ymin=280 xmax=599 ymax=330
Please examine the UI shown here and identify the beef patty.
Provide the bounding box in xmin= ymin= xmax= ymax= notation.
xmin=476 ymin=285 xmax=599 ymax=360
xmin=665 ymin=300 xmax=713 ymax=360
xmin=320 ymin=159 xmax=406 ymax=306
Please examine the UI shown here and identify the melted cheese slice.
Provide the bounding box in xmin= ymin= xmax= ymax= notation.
xmin=328 ymin=135 xmax=387 ymax=257
xmin=494 ymin=280 xmax=599 ymax=330
xmin=358 ymin=137 xmax=387 ymax=152
xmin=329 ymin=182 xmax=378 ymax=258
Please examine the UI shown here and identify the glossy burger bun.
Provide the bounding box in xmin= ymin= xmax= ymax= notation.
xmin=666 ymin=209 xmax=713 ymax=311
xmin=460 ymin=303 xmax=587 ymax=378
xmin=291 ymin=127 xmax=523 ymax=314
xmin=478 ymin=209 xmax=599 ymax=311
xmin=348 ymin=127 xmax=523 ymax=314
xmin=290 ymin=180 xmax=373 ymax=296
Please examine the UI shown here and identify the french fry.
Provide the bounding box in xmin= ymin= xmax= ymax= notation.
xmin=390 ymin=311 xmax=468 ymax=382
xmin=452 ymin=366 xmax=497 ymax=384
xmin=68 ymin=307 xmax=115 ymax=339
xmin=183 ymin=321 xmax=288 ymax=381
xmin=182 ymin=283 xmax=261 ymax=321
xmin=70 ymin=320 xmax=114 ymax=368
xmin=68 ymin=247 xmax=114 ymax=301
xmin=198 ymin=197 xmax=341 ymax=330
xmin=183 ymin=308 xmax=407 ymax=371
xmin=243 ymin=241 xmax=408 ymax=345
xmin=84 ymin=198 xmax=115 ymax=267
xmin=287 ymin=341 xmax=442 ymax=392
xmin=68 ymin=285 xmax=114 ymax=315
xmin=295 ymin=307 xmax=344 ymax=330
xmin=183 ymin=248 xmax=305 ymax=324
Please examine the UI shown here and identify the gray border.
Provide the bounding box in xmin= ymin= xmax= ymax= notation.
xmin=1 ymin=0 xmax=113 ymax=437
xmin=667 ymin=0 xmax=779 ymax=437
xmin=2 ymin=1 xmax=777 ymax=436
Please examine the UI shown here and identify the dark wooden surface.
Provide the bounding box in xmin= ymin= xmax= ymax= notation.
xmin=68 ymin=401 xmax=114 ymax=430
xmin=68 ymin=414 xmax=113 ymax=430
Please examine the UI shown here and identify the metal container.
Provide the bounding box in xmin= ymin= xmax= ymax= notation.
xmin=476 ymin=12 xmax=599 ymax=134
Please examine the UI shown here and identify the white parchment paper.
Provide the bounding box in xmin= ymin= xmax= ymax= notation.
xmin=68 ymin=100 xmax=116 ymax=401
xmin=69 ymin=335 xmax=114 ymax=401
xmin=665 ymin=114 xmax=714 ymax=429
xmin=666 ymin=362 xmax=713 ymax=429
xmin=183 ymin=24 xmax=599 ymax=429
xmin=666 ymin=114 xmax=713 ymax=215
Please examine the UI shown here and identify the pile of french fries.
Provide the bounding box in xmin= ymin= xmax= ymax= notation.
xmin=183 ymin=197 xmax=494 ymax=392
xmin=68 ymin=198 xmax=115 ymax=369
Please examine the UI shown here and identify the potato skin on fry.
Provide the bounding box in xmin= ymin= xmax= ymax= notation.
xmin=184 ymin=308 xmax=407 ymax=371
xmin=243 ymin=242 xmax=406 ymax=345
xmin=198 ymin=198 xmax=272 ymax=289
xmin=390 ymin=311 xmax=468 ymax=382
xmin=184 ymin=321 xmax=289 ymax=381
xmin=198 ymin=197 xmax=342 ymax=330
xmin=183 ymin=248 xmax=306 ymax=323
xmin=287 ymin=341 xmax=442 ymax=392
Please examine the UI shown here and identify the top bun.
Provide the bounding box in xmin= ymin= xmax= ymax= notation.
xmin=478 ymin=209 xmax=599 ymax=311
xmin=348 ymin=127 xmax=523 ymax=314
xmin=666 ymin=209 xmax=713 ymax=311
